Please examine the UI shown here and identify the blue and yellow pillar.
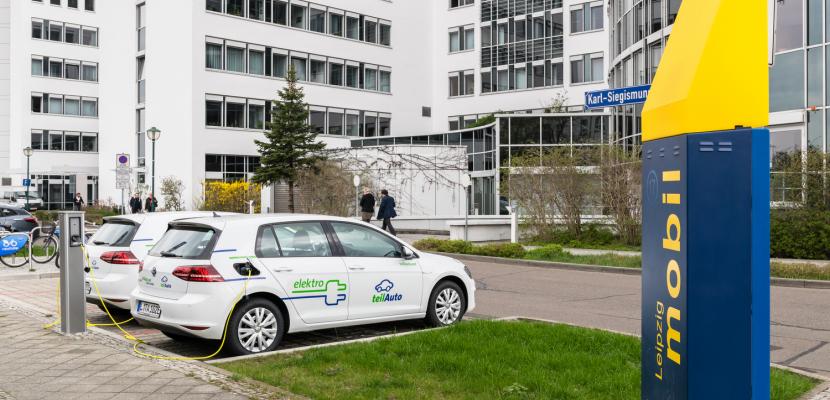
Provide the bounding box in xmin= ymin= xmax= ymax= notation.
xmin=640 ymin=1 xmax=770 ymax=399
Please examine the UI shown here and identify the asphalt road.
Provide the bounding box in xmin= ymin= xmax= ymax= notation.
xmin=465 ymin=258 xmax=830 ymax=378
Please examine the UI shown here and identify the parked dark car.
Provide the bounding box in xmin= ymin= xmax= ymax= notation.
xmin=0 ymin=204 xmax=39 ymax=237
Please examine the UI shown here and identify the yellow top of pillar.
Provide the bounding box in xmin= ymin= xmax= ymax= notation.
xmin=641 ymin=0 xmax=769 ymax=142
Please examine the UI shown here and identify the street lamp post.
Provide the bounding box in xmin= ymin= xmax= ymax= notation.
xmin=146 ymin=127 xmax=161 ymax=212
xmin=353 ymin=175 xmax=361 ymax=218
xmin=461 ymin=174 xmax=471 ymax=241
xmin=22 ymin=147 xmax=33 ymax=211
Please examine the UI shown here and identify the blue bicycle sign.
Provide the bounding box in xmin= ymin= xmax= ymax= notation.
xmin=0 ymin=234 xmax=28 ymax=257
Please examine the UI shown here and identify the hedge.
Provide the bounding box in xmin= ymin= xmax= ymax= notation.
xmin=771 ymin=209 xmax=830 ymax=260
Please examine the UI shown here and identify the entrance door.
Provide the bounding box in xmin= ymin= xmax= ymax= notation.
xmin=256 ymin=221 xmax=349 ymax=324
xmin=329 ymin=222 xmax=422 ymax=320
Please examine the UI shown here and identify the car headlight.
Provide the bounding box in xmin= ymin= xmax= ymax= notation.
xmin=463 ymin=265 xmax=473 ymax=278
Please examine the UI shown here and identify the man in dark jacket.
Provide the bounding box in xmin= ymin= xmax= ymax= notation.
xmin=376 ymin=189 xmax=397 ymax=236
xmin=129 ymin=193 xmax=142 ymax=214
xmin=145 ymin=195 xmax=158 ymax=213
xmin=359 ymin=187 xmax=375 ymax=223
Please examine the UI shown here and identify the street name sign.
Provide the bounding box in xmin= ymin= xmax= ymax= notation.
xmin=584 ymin=85 xmax=650 ymax=109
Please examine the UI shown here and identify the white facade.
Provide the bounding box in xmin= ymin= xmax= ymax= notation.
xmin=1 ymin=0 xmax=608 ymax=210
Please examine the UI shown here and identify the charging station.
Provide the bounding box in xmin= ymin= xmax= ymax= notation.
xmin=58 ymin=211 xmax=86 ymax=335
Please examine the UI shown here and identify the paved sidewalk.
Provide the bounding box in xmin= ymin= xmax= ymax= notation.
xmin=0 ymin=301 xmax=296 ymax=400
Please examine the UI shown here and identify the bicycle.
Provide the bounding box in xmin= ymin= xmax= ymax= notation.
xmin=0 ymin=228 xmax=31 ymax=268
xmin=30 ymin=223 xmax=59 ymax=264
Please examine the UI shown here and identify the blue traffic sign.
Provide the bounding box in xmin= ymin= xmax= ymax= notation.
xmin=585 ymin=85 xmax=650 ymax=109
xmin=22 ymin=178 xmax=31 ymax=187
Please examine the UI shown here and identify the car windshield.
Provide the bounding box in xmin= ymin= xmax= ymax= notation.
xmin=150 ymin=227 xmax=215 ymax=258
xmin=13 ymin=192 xmax=38 ymax=199
xmin=89 ymin=221 xmax=137 ymax=246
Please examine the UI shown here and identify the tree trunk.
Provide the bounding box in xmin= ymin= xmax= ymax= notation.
xmin=288 ymin=180 xmax=295 ymax=213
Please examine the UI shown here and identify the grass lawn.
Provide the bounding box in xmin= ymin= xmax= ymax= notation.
xmin=219 ymin=320 xmax=820 ymax=400
xmin=524 ymin=250 xmax=643 ymax=269
xmin=771 ymin=262 xmax=830 ymax=281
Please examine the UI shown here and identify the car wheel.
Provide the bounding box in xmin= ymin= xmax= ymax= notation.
xmin=227 ymin=298 xmax=285 ymax=356
xmin=425 ymin=280 xmax=467 ymax=327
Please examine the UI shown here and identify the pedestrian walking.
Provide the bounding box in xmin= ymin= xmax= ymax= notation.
xmin=144 ymin=194 xmax=158 ymax=213
xmin=359 ymin=187 xmax=375 ymax=223
xmin=376 ymin=189 xmax=397 ymax=236
xmin=129 ymin=193 xmax=142 ymax=214
xmin=72 ymin=193 xmax=85 ymax=210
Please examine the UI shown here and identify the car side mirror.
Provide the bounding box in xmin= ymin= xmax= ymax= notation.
xmin=402 ymin=246 xmax=416 ymax=260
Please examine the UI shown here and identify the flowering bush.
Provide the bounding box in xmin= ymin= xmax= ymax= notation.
xmin=200 ymin=181 xmax=261 ymax=213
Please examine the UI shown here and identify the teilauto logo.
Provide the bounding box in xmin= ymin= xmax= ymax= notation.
xmin=160 ymin=275 xmax=172 ymax=289
xmin=372 ymin=279 xmax=402 ymax=303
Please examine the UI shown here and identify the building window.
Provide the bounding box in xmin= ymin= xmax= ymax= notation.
xmin=227 ymin=46 xmax=245 ymax=72
xmin=291 ymin=56 xmax=307 ymax=80
xmin=49 ymin=23 xmax=62 ymax=41
xmin=65 ymin=25 xmax=79 ymax=44
xmin=570 ymin=2 xmax=603 ymax=34
xmin=81 ymin=27 xmax=97 ymax=46
xmin=329 ymin=62 xmax=343 ymax=86
xmin=346 ymin=65 xmax=360 ymax=88
xmin=206 ymin=100 xmax=223 ymax=126
xmin=481 ymin=71 xmax=491 ymax=93
xmin=68 ymin=0 xmax=78 ymax=8
xmin=449 ymin=73 xmax=460 ymax=97
xmin=84 ymin=0 xmax=93 ymax=11
xmin=380 ymin=23 xmax=391 ymax=46
xmin=31 ymin=58 xmax=43 ymax=76
xmin=65 ymin=98 xmax=80 ymax=115
xmin=249 ymin=50 xmax=265 ymax=75
xmin=64 ymin=132 xmax=80 ymax=151
xmin=365 ymin=20 xmax=378 ymax=43
xmin=450 ymin=0 xmax=475 ymax=8
xmin=206 ymin=43 xmax=223 ymax=69
xmin=206 ymin=0 xmax=222 ymax=12
xmin=65 ymin=63 xmax=80 ymax=80
xmin=570 ymin=52 xmax=603 ymax=84
xmin=49 ymin=60 xmax=62 ymax=77
xmin=81 ymin=133 xmax=97 ymax=152
xmin=81 ymin=98 xmax=97 ymax=117
xmin=248 ymin=104 xmax=265 ymax=129
xmin=346 ymin=113 xmax=360 ymax=136
xmin=329 ymin=111 xmax=344 ymax=135
xmin=273 ymin=53 xmax=287 ymax=77
xmin=346 ymin=16 xmax=360 ymax=40
xmin=450 ymin=70 xmax=475 ymax=96
xmin=770 ymin=50 xmax=804 ymax=112
xmin=32 ymin=20 xmax=43 ymax=39
xmin=379 ymin=70 xmax=391 ymax=93
xmin=449 ymin=26 xmax=475 ymax=52
xmin=226 ymin=101 xmax=245 ymax=128
xmin=464 ymin=70 xmax=475 ymax=94
xmin=49 ymin=95 xmax=64 ymax=114
xmin=32 ymin=94 xmax=42 ymax=113
xmin=291 ymin=4 xmax=306 ymax=29
xmin=249 ymin=0 xmax=264 ymax=20
xmin=309 ymin=109 xmax=325 ymax=134
xmin=309 ymin=8 xmax=325 ymax=33
xmin=310 ymin=59 xmax=326 ymax=83
xmin=365 ymin=67 xmax=377 ymax=90
xmin=449 ymin=30 xmax=460 ymax=52
xmin=274 ymin=1 xmax=287 ymax=24
xmin=329 ymin=13 xmax=343 ymax=36
xmin=226 ymin=0 xmax=243 ymax=16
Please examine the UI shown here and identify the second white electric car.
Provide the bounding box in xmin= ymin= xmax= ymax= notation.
xmin=84 ymin=211 xmax=234 ymax=312
xmin=130 ymin=214 xmax=476 ymax=355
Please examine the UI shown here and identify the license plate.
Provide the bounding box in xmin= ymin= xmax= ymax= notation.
xmin=136 ymin=301 xmax=161 ymax=319
xmin=85 ymin=282 xmax=92 ymax=295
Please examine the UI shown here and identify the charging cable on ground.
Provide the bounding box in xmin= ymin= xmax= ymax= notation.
xmin=46 ymin=243 xmax=253 ymax=361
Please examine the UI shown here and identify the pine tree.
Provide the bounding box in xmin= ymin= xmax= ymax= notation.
xmin=252 ymin=66 xmax=326 ymax=213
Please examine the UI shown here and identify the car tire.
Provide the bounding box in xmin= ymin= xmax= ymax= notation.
xmin=425 ymin=280 xmax=467 ymax=327
xmin=226 ymin=298 xmax=285 ymax=356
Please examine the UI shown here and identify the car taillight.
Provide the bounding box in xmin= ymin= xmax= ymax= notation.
xmin=172 ymin=265 xmax=224 ymax=282
xmin=24 ymin=217 xmax=37 ymax=223
xmin=100 ymin=251 xmax=140 ymax=265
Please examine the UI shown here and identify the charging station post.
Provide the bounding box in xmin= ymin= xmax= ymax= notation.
xmin=58 ymin=211 xmax=86 ymax=335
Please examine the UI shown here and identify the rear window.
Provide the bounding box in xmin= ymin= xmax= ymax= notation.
xmin=149 ymin=227 xmax=216 ymax=259
xmin=89 ymin=221 xmax=137 ymax=247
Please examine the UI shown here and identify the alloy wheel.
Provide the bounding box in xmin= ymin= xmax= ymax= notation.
xmin=435 ymin=288 xmax=462 ymax=325
xmin=237 ymin=307 xmax=279 ymax=353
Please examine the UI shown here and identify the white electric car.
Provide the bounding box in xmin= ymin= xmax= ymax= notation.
xmin=84 ymin=211 xmax=234 ymax=312
xmin=130 ymin=214 xmax=476 ymax=355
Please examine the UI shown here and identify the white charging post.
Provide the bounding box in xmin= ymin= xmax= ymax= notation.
xmin=58 ymin=211 xmax=86 ymax=335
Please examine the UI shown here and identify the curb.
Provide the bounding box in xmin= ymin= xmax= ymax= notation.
xmin=438 ymin=252 xmax=830 ymax=289
xmin=0 ymin=271 xmax=59 ymax=282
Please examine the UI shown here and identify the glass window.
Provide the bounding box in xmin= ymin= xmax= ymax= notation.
xmin=481 ymin=71 xmax=492 ymax=93
xmin=481 ymin=26 xmax=491 ymax=47
xmin=542 ymin=116 xmax=570 ymax=144
xmin=329 ymin=62 xmax=343 ymax=86
xmin=256 ymin=227 xmax=281 ymax=257
xmin=84 ymin=0 xmax=93 ymax=11
xmin=330 ymin=13 xmax=343 ymax=36
xmin=291 ymin=56 xmax=307 ymax=80
xmin=82 ymin=28 xmax=97 ymax=46
xmin=365 ymin=115 xmax=377 ymax=137
xmin=449 ymin=74 xmax=460 ymax=96
xmin=310 ymin=59 xmax=326 ymax=83
xmin=49 ymin=60 xmax=62 ymax=78
xmin=226 ymin=0 xmax=243 ymax=16
xmin=365 ymin=21 xmax=378 ymax=43
xmin=82 ymin=134 xmax=97 ymax=152
xmin=464 ymin=28 xmax=474 ymax=50
xmin=328 ymin=111 xmax=344 ymax=135
xmin=515 ymin=67 xmax=527 ymax=89
xmin=380 ymin=24 xmax=391 ymax=46
xmin=332 ymin=222 xmax=401 ymax=257
xmin=464 ymin=71 xmax=474 ymax=95
xmin=226 ymin=102 xmax=245 ymax=128
xmin=50 ymin=132 xmax=63 ymax=150
xmin=64 ymin=133 xmax=80 ymax=151
xmin=776 ymin=0 xmax=803 ymax=52
xmin=150 ymin=227 xmax=216 ymax=258
xmin=510 ymin=117 xmax=540 ymax=144
xmin=226 ymin=46 xmax=245 ymax=72
xmin=206 ymin=100 xmax=222 ymax=126
xmin=650 ymin=0 xmax=662 ymax=34
xmin=249 ymin=0 xmax=264 ymax=20
xmin=31 ymin=131 xmax=44 ymax=150
xmin=533 ymin=64 xmax=545 ymax=88
xmin=309 ymin=110 xmax=325 ymax=134
xmin=32 ymin=21 xmax=43 ymax=39
xmin=590 ymin=57 xmax=603 ymax=82
xmin=571 ymin=58 xmax=584 ymax=83
xmin=206 ymin=43 xmax=223 ymax=69
xmin=346 ymin=113 xmax=360 ymax=136
xmin=32 ymin=94 xmax=43 ymax=113
xmin=65 ymin=63 xmax=80 ymax=80
xmin=65 ymin=98 xmax=80 ymax=115
xmin=379 ymin=117 xmax=391 ymax=136
xmin=346 ymin=65 xmax=359 ymax=88
xmin=449 ymin=31 xmax=461 ymax=52
xmin=249 ymin=50 xmax=265 ymax=75
xmin=272 ymin=222 xmax=331 ymax=257
xmin=49 ymin=23 xmax=62 ymax=41
xmin=346 ymin=17 xmax=360 ymax=39
xmin=65 ymin=26 xmax=79 ymax=44
xmin=206 ymin=0 xmax=222 ymax=12
xmin=571 ymin=7 xmax=584 ymax=33
xmin=808 ymin=47 xmax=822 ymax=106
xmin=273 ymin=54 xmax=288 ymax=77
xmin=49 ymin=96 xmax=63 ymax=114
xmin=365 ymin=68 xmax=378 ymax=90
xmin=667 ymin=0 xmax=681 ymax=25
xmin=82 ymin=64 xmax=97 ymax=81
xmin=309 ymin=8 xmax=325 ymax=33
xmin=249 ymin=104 xmax=265 ymax=129
xmin=770 ymin=50 xmax=804 ymax=112
xmin=274 ymin=1 xmax=287 ymax=25
xmin=81 ymin=99 xmax=97 ymax=117
xmin=808 ymin=110 xmax=823 ymax=150
xmin=572 ymin=116 xmax=603 ymax=143
xmin=497 ymin=69 xmax=508 ymax=91
xmin=291 ymin=4 xmax=306 ymax=28
xmin=31 ymin=59 xmax=43 ymax=76
xmin=591 ymin=5 xmax=603 ymax=30
xmin=379 ymin=70 xmax=391 ymax=93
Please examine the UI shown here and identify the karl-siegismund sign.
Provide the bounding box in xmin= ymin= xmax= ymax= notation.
xmin=640 ymin=0 xmax=770 ymax=399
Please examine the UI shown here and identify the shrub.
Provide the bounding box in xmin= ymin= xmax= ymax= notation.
xmin=770 ymin=209 xmax=830 ymax=260
xmin=412 ymin=238 xmax=524 ymax=258
xmin=412 ymin=238 xmax=445 ymax=252
xmin=437 ymin=240 xmax=474 ymax=254
xmin=200 ymin=181 xmax=261 ymax=213
xmin=525 ymin=244 xmax=566 ymax=260
xmin=476 ymin=243 xmax=526 ymax=259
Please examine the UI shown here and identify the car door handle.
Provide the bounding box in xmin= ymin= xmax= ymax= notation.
xmin=272 ymin=267 xmax=293 ymax=272
xmin=348 ymin=265 xmax=366 ymax=271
